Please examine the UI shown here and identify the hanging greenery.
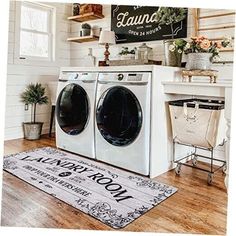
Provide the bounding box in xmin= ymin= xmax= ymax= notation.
xmin=155 ymin=7 xmax=187 ymax=39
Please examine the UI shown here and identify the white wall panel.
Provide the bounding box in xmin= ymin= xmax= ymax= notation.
xmin=5 ymin=1 xmax=71 ymax=140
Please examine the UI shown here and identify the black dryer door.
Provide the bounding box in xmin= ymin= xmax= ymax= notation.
xmin=56 ymin=83 xmax=89 ymax=135
xmin=96 ymin=86 xmax=142 ymax=146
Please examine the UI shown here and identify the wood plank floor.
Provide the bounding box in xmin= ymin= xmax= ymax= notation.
xmin=1 ymin=135 xmax=228 ymax=234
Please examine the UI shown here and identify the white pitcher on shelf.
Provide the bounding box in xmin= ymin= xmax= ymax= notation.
xmin=83 ymin=48 xmax=95 ymax=67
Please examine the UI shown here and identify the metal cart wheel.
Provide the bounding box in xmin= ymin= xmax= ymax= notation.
xmin=175 ymin=163 xmax=181 ymax=175
xmin=192 ymin=157 xmax=198 ymax=166
xmin=207 ymin=173 xmax=213 ymax=185
xmin=222 ymin=164 xmax=227 ymax=174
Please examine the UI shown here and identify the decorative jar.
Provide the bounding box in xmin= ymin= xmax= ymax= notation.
xmin=137 ymin=43 xmax=152 ymax=62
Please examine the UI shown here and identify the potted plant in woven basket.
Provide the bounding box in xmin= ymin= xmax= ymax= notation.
xmin=21 ymin=83 xmax=48 ymax=140
xmin=155 ymin=7 xmax=187 ymax=67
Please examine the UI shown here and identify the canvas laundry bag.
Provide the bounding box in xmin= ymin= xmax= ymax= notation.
xmin=169 ymin=99 xmax=226 ymax=148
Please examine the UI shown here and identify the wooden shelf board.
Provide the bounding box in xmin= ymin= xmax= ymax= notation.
xmin=67 ymin=35 xmax=99 ymax=43
xmin=198 ymin=25 xmax=235 ymax=31
xmin=199 ymin=12 xmax=235 ymax=19
xmin=208 ymin=37 xmax=234 ymax=41
xmin=219 ymin=47 xmax=234 ymax=52
xmin=67 ymin=13 xmax=104 ymax=22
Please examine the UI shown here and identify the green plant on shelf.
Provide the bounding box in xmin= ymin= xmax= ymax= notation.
xmin=119 ymin=47 xmax=136 ymax=55
xmin=81 ymin=23 xmax=91 ymax=29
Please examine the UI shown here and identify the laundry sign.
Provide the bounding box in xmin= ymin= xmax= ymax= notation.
xmin=111 ymin=5 xmax=188 ymax=44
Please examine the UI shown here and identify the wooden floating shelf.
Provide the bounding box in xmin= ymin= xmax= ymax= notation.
xmin=67 ymin=12 xmax=104 ymax=22
xmin=67 ymin=35 xmax=99 ymax=43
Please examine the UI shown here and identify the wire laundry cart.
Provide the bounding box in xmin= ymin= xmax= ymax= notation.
xmin=169 ymin=99 xmax=227 ymax=185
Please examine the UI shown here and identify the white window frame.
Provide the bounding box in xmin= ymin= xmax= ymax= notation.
xmin=14 ymin=1 xmax=56 ymax=64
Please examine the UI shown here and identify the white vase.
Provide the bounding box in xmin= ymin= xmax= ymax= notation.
xmin=120 ymin=54 xmax=135 ymax=60
xmin=186 ymin=53 xmax=212 ymax=70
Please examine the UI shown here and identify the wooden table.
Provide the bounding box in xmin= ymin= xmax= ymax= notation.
xmin=182 ymin=69 xmax=218 ymax=83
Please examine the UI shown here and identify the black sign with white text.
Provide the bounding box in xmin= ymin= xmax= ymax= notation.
xmin=111 ymin=5 xmax=188 ymax=44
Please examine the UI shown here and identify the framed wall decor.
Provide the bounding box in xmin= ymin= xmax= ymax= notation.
xmin=111 ymin=5 xmax=188 ymax=44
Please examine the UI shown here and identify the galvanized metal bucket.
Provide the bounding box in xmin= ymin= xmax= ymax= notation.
xmin=23 ymin=122 xmax=43 ymax=140
xmin=164 ymin=40 xmax=182 ymax=67
xmin=186 ymin=53 xmax=212 ymax=70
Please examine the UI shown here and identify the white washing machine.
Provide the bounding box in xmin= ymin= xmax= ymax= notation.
xmin=95 ymin=72 xmax=151 ymax=175
xmin=55 ymin=71 xmax=97 ymax=159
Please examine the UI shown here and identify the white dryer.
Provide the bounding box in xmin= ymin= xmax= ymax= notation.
xmin=55 ymin=71 xmax=97 ymax=158
xmin=95 ymin=72 xmax=151 ymax=175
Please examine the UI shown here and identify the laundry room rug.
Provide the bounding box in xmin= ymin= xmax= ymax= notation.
xmin=3 ymin=147 xmax=177 ymax=229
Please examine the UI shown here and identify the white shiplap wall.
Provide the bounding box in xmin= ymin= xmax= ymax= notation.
xmin=5 ymin=1 xmax=71 ymax=140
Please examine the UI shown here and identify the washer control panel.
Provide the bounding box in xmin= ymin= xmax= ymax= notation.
xmin=69 ymin=73 xmax=79 ymax=80
xmin=117 ymin=74 xmax=124 ymax=81
xmin=60 ymin=72 xmax=97 ymax=81
xmin=127 ymin=74 xmax=143 ymax=81
xmin=98 ymin=72 xmax=151 ymax=83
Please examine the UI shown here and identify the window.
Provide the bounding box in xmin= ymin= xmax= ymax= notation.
xmin=16 ymin=1 xmax=55 ymax=62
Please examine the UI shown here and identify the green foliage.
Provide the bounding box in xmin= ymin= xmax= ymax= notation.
xmin=119 ymin=47 xmax=136 ymax=55
xmin=155 ymin=7 xmax=187 ymax=25
xmin=155 ymin=7 xmax=187 ymax=38
xmin=21 ymin=83 xmax=48 ymax=105
xmin=81 ymin=23 xmax=91 ymax=29
xmin=21 ymin=83 xmax=48 ymax=123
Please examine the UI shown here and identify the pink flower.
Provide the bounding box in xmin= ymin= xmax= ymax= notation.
xmin=200 ymin=39 xmax=211 ymax=50
xmin=216 ymin=41 xmax=222 ymax=49
xmin=195 ymin=36 xmax=207 ymax=43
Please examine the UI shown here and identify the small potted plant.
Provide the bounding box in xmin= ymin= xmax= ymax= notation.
xmin=119 ymin=47 xmax=136 ymax=60
xmin=21 ymin=83 xmax=48 ymax=140
xmin=80 ymin=23 xmax=91 ymax=36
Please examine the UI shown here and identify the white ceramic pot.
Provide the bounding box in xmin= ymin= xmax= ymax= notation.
xmin=120 ymin=54 xmax=135 ymax=60
xmin=186 ymin=53 xmax=212 ymax=70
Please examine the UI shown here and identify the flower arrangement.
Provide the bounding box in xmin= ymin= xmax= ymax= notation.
xmin=119 ymin=47 xmax=136 ymax=55
xmin=169 ymin=36 xmax=231 ymax=61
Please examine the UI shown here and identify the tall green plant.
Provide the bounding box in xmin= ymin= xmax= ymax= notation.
xmin=155 ymin=7 xmax=187 ymax=39
xmin=21 ymin=83 xmax=48 ymax=123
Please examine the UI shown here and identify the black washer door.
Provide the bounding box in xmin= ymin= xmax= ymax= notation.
xmin=96 ymin=86 xmax=142 ymax=146
xmin=56 ymin=83 xmax=89 ymax=135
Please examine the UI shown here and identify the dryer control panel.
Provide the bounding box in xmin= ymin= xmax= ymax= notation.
xmin=98 ymin=72 xmax=151 ymax=83
xmin=59 ymin=72 xmax=97 ymax=81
